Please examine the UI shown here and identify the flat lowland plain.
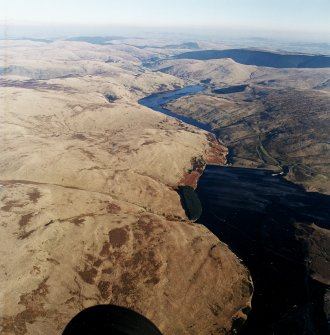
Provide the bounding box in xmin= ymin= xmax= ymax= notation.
xmin=0 ymin=40 xmax=252 ymax=335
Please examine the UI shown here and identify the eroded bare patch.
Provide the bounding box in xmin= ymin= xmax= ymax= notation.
xmin=18 ymin=213 xmax=34 ymax=227
xmin=46 ymin=258 xmax=60 ymax=265
xmin=98 ymin=281 xmax=111 ymax=299
xmin=102 ymin=267 xmax=112 ymax=274
xmin=19 ymin=229 xmax=36 ymax=240
xmin=136 ymin=214 xmax=159 ymax=238
xmin=63 ymin=213 xmax=95 ymax=226
xmin=108 ymin=228 xmax=128 ymax=248
xmin=70 ymin=217 xmax=85 ymax=226
xmin=71 ymin=133 xmax=87 ymax=140
xmin=141 ymin=140 xmax=156 ymax=146
xmin=110 ymin=215 xmax=163 ymax=303
xmin=79 ymin=148 xmax=95 ymax=160
xmin=0 ymin=277 xmax=50 ymax=335
xmin=1 ymin=200 xmax=25 ymax=212
xmin=106 ymin=203 xmax=121 ymax=214
xmin=27 ymin=189 xmax=41 ymax=203
xmin=78 ymin=267 xmax=98 ymax=285
xmin=100 ymin=242 xmax=111 ymax=257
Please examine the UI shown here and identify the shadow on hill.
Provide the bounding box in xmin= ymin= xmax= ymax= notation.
xmin=177 ymin=186 xmax=202 ymax=221
xmin=175 ymin=49 xmax=330 ymax=68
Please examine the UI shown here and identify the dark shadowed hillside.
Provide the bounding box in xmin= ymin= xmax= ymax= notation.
xmin=175 ymin=49 xmax=330 ymax=68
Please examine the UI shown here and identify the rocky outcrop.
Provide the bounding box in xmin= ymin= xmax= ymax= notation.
xmin=178 ymin=134 xmax=228 ymax=189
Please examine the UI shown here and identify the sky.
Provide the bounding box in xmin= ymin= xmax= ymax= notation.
xmin=1 ymin=0 xmax=330 ymax=40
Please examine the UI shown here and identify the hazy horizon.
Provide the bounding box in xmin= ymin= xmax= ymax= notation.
xmin=1 ymin=0 xmax=330 ymax=43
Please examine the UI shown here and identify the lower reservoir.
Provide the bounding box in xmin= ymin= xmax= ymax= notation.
xmin=196 ymin=165 xmax=330 ymax=334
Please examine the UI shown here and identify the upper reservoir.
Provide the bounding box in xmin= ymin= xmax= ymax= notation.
xmin=138 ymin=85 xmax=211 ymax=131
xmin=212 ymin=84 xmax=248 ymax=94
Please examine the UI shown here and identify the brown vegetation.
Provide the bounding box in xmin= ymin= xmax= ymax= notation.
xmin=0 ymin=40 xmax=252 ymax=335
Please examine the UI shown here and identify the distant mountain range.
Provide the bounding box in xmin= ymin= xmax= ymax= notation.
xmin=175 ymin=49 xmax=330 ymax=68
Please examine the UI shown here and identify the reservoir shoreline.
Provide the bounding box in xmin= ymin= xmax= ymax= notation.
xmin=139 ymin=85 xmax=228 ymax=188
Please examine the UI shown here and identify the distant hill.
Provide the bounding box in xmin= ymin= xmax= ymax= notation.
xmin=9 ymin=37 xmax=53 ymax=43
xmin=165 ymin=42 xmax=200 ymax=49
xmin=175 ymin=49 xmax=330 ymax=68
xmin=65 ymin=36 xmax=125 ymax=44
xmin=134 ymin=42 xmax=200 ymax=50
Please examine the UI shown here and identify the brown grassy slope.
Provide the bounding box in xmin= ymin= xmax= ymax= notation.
xmin=0 ymin=41 xmax=252 ymax=335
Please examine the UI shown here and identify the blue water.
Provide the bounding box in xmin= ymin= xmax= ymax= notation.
xmin=196 ymin=165 xmax=330 ymax=334
xmin=138 ymin=85 xmax=211 ymax=131
xmin=212 ymin=84 xmax=248 ymax=94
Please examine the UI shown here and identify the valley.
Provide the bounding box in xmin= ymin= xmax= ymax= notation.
xmin=1 ymin=37 xmax=329 ymax=335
